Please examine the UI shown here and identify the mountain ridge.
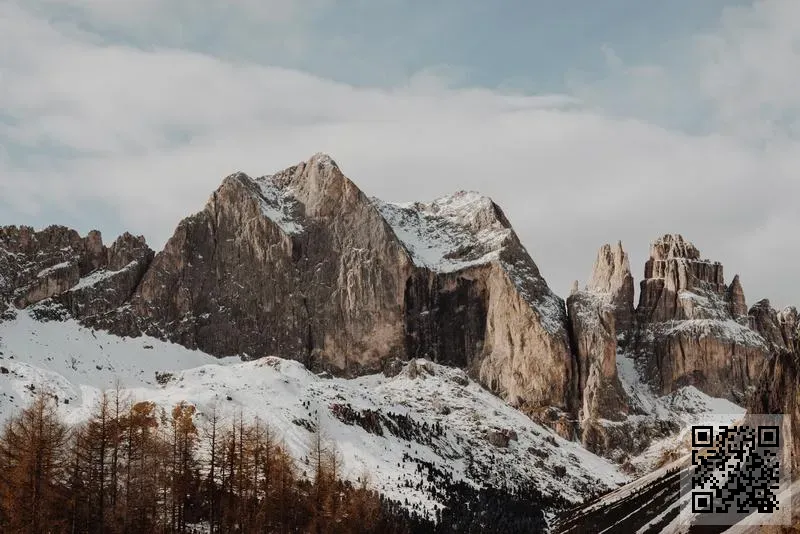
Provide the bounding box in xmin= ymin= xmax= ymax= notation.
xmin=2 ymin=152 xmax=799 ymax=530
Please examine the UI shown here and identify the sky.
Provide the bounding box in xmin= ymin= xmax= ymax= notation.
xmin=1 ymin=0 xmax=799 ymax=308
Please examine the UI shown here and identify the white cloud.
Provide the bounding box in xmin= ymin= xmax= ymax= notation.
xmin=1 ymin=0 xmax=799 ymax=310
xmin=696 ymin=0 xmax=800 ymax=139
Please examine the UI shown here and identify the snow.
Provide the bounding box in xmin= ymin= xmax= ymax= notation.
xmin=246 ymin=174 xmax=303 ymax=235
xmin=36 ymin=261 xmax=72 ymax=278
xmin=614 ymin=349 xmax=747 ymax=473
xmin=374 ymin=192 xmax=512 ymax=273
xmin=664 ymin=319 xmax=766 ymax=348
xmin=70 ymin=261 xmax=139 ymax=291
xmin=375 ymin=191 xmax=567 ymax=335
xmin=0 ymin=310 xmax=628 ymax=521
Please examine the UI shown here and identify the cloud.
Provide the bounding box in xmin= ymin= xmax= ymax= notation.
xmin=569 ymin=0 xmax=800 ymax=140
xmin=696 ymin=0 xmax=800 ymax=139
xmin=1 ymin=0 xmax=799 ymax=310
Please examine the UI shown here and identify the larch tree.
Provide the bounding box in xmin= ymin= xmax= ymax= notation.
xmin=0 ymin=391 xmax=70 ymax=534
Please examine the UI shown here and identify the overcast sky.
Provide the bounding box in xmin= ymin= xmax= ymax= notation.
xmin=1 ymin=0 xmax=799 ymax=309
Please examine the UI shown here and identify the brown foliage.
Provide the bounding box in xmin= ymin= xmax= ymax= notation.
xmin=0 ymin=394 xmax=403 ymax=534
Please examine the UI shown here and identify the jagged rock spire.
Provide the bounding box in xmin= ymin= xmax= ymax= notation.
xmin=726 ymin=274 xmax=747 ymax=320
xmin=587 ymin=241 xmax=634 ymax=330
xmin=638 ymin=234 xmax=725 ymax=322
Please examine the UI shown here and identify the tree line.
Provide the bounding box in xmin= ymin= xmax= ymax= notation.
xmin=0 ymin=390 xmax=416 ymax=534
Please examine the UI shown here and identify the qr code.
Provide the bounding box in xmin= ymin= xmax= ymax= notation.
xmin=690 ymin=422 xmax=781 ymax=515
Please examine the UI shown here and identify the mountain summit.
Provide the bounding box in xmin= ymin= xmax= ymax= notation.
xmin=1 ymin=154 xmax=799 ymax=530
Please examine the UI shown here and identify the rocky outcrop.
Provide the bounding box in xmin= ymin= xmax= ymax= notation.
xmin=634 ymin=234 xmax=768 ymax=402
xmin=567 ymin=243 xmax=633 ymax=422
xmin=378 ymin=191 xmax=577 ymax=417
xmin=0 ymin=225 xmax=152 ymax=316
xmin=566 ymin=243 xmax=632 ymax=453
xmin=727 ymin=274 xmax=748 ymax=320
xmin=61 ymin=233 xmax=154 ymax=322
xmin=587 ymin=242 xmax=635 ymax=331
xmin=748 ymin=301 xmax=800 ymax=475
xmin=568 ymin=292 xmax=629 ymax=420
xmin=0 ymin=155 xmax=578 ymax=424
xmin=637 ymin=234 xmax=727 ymax=323
xmin=129 ymin=155 xmax=414 ymax=374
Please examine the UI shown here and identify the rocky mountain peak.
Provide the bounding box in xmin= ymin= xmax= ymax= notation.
xmin=81 ymin=152 xmax=574 ymax=423
xmin=649 ymin=233 xmax=701 ymax=260
xmin=263 ymin=153 xmax=363 ymax=220
xmin=587 ymin=241 xmax=635 ymax=331
xmin=211 ymin=154 xmax=359 ymax=235
xmin=375 ymin=190 xmax=515 ymax=273
xmin=631 ymin=235 xmax=771 ymax=403
xmin=588 ymin=241 xmax=630 ymax=293
xmin=639 ymin=234 xmax=725 ymax=323
xmin=726 ymin=273 xmax=748 ymax=319
xmin=128 ymin=153 xmax=413 ymax=373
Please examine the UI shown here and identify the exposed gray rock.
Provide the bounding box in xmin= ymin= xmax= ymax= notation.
xmin=587 ymin=241 xmax=635 ymax=331
xmin=379 ymin=191 xmax=576 ymax=420
xmin=634 ymin=235 xmax=769 ymax=401
xmin=637 ymin=234 xmax=726 ymax=323
xmin=748 ymin=303 xmax=800 ymax=475
xmin=486 ymin=428 xmax=517 ymax=448
xmin=0 ymin=154 xmax=579 ymax=432
xmin=60 ymin=233 xmax=154 ymax=322
xmin=567 ymin=291 xmax=628 ymax=423
xmin=0 ymin=225 xmax=153 ymax=314
xmin=128 ymin=155 xmax=414 ymax=375
xmin=726 ymin=274 xmax=748 ymax=320
xmin=567 ymin=242 xmax=632 ymax=454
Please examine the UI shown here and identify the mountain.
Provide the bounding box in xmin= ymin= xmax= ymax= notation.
xmin=2 ymin=153 xmax=798 ymax=531
xmin=568 ymin=235 xmax=788 ymax=460
xmin=0 ymin=309 xmax=627 ymax=524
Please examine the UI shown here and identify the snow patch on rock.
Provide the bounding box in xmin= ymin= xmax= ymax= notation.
xmin=252 ymin=175 xmax=304 ymax=235
xmin=664 ymin=318 xmax=766 ymax=347
xmin=374 ymin=191 xmax=511 ymax=273
xmin=70 ymin=260 xmax=139 ymax=291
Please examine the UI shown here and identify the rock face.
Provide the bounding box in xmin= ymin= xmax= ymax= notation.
xmin=566 ymin=235 xmax=784 ymax=458
xmin=128 ymin=156 xmax=414 ymax=374
xmin=748 ymin=301 xmax=800 ymax=475
xmin=375 ymin=191 xmax=577 ymax=417
xmin=0 ymin=225 xmax=153 ymax=319
xmin=566 ymin=243 xmax=632 ymax=452
xmin=4 ymin=155 xmax=799 ymax=468
xmin=637 ymin=234 xmax=727 ymax=323
xmin=61 ymin=233 xmax=154 ymax=323
xmin=587 ymin=242 xmax=635 ymax=331
xmin=567 ymin=243 xmax=632 ymax=423
xmin=0 ymin=154 xmax=577 ymax=425
xmin=727 ymin=274 xmax=748 ymax=319
xmin=633 ymin=234 xmax=768 ymax=402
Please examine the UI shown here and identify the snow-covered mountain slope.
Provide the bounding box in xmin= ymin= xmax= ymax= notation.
xmin=375 ymin=190 xmax=568 ymax=337
xmin=606 ymin=348 xmax=746 ymax=473
xmin=373 ymin=191 xmax=512 ymax=273
xmin=557 ymin=446 xmax=796 ymax=533
xmin=0 ymin=307 xmax=628 ymax=522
